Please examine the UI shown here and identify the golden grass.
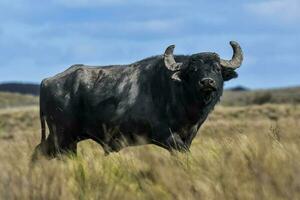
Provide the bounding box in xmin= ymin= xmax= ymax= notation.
xmin=0 ymin=92 xmax=38 ymax=109
xmin=0 ymin=104 xmax=300 ymax=200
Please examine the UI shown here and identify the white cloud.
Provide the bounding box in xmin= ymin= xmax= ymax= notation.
xmin=246 ymin=0 xmax=300 ymax=23
xmin=125 ymin=19 xmax=183 ymax=33
xmin=53 ymin=0 xmax=187 ymax=7
xmin=53 ymin=0 xmax=124 ymax=7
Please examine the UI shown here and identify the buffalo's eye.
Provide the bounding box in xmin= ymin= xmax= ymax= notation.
xmin=213 ymin=63 xmax=221 ymax=73
xmin=190 ymin=65 xmax=198 ymax=72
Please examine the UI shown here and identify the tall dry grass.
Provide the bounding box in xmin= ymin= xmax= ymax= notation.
xmin=0 ymin=92 xmax=38 ymax=109
xmin=0 ymin=104 xmax=300 ymax=200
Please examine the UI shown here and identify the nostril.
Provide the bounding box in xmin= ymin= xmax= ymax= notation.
xmin=201 ymin=78 xmax=215 ymax=85
xmin=200 ymin=78 xmax=217 ymax=91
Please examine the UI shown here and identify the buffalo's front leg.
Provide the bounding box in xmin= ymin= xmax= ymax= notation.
xmin=165 ymin=133 xmax=190 ymax=152
xmin=151 ymin=127 xmax=189 ymax=152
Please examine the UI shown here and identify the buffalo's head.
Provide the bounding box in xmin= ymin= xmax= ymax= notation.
xmin=163 ymin=41 xmax=243 ymax=103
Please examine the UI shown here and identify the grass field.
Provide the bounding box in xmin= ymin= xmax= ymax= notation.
xmin=0 ymin=97 xmax=300 ymax=200
xmin=221 ymin=86 xmax=300 ymax=106
xmin=0 ymin=92 xmax=38 ymax=109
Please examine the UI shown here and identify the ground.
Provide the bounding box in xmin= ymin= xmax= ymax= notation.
xmin=0 ymin=92 xmax=300 ymax=200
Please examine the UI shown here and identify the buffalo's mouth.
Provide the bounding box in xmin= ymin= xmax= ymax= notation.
xmin=199 ymin=85 xmax=217 ymax=104
xmin=199 ymin=82 xmax=217 ymax=93
xmin=203 ymin=91 xmax=214 ymax=103
xmin=202 ymin=85 xmax=217 ymax=92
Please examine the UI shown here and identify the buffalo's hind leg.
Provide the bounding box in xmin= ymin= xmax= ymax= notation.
xmin=31 ymin=141 xmax=48 ymax=162
xmin=37 ymin=122 xmax=78 ymax=159
xmin=48 ymin=131 xmax=78 ymax=158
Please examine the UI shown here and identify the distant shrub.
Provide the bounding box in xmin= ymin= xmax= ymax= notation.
xmin=252 ymin=92 xmax=273 ymax=105
xmin=221 ymin=86 xmax=300 ymax=106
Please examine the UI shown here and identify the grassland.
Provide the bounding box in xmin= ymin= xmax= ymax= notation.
xmin=0 ymin=93 xmax=300 ymax=200
xmin=221 ymin=86 xmax=300 ymax=106
xmin=0 ymin=92 xmax=38 ymax=109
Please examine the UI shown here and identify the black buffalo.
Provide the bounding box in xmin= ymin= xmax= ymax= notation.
xmin=33 ymin=41 xmax=243 ymax=158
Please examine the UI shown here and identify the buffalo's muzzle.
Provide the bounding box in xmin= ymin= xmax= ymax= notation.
xmin=200 ymin=78 xmax=217 ymax=91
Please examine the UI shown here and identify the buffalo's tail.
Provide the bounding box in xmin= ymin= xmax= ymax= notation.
xmin=31 ymin=110 xmax=47 ymax=162
xmin=40 ymin=110 xmax=46 ymax=143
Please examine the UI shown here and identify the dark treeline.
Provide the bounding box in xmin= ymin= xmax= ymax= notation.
xmin=0 ymin=83 xmax=39 ymax=95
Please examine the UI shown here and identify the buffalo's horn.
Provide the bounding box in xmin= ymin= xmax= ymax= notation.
xmin=164 ymin=45 xmax=183 ymax=71
xmin=220 ymin=41 xmax=243 ymax=69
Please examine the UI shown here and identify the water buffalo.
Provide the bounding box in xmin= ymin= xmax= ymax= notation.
xmin=33 ymin=41 xmax=243 ymax=159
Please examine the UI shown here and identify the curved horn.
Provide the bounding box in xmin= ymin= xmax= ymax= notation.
xmin=220 ymin=41 xmax=243 ymax=69
xmin=164 ymin=45 xmax=183 ymax=71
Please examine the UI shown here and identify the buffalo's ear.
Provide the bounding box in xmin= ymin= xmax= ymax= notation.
xmin=171 ymin=71 xmax=181 ymax=82
xmin=222 ymin=67 xmax=238 ymax=81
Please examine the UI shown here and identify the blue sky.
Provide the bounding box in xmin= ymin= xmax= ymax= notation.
xmin=0 ymin=0 xmax=299 ymax=89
